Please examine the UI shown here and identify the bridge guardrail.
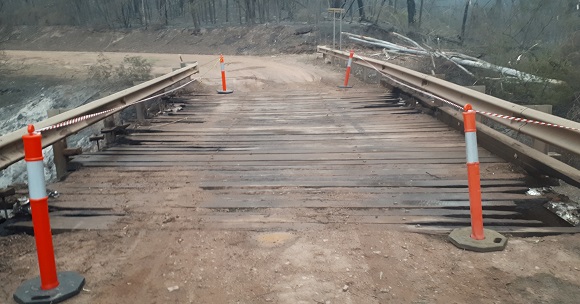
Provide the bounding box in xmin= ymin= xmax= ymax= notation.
xmin=318 ymin=46 xmax=580 ymax=186
xmin=0 ymin=63 xmax=199 ymax=171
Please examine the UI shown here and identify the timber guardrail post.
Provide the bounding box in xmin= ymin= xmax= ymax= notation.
xmin=103 ymin=115 xmax=116 ymax=145
xmin=47 ymin=109 xmax=83 ymax=181
xmin=135 ymin=103 xmax=147 ymax=124
xmin=47 ymin=109 xmax=68 ymax=181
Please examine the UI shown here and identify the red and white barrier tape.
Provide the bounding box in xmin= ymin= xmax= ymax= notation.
xmin=474 ymin=110 xmax=580 ymax=131
xmin=37 ymin=107 xmax=121 ymax=132
xmin=355 ymin=55 xmax=580 ymax=132
xmin=36 ymin=58 xmax=220 ymax=133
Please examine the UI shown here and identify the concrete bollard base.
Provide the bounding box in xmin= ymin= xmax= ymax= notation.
xmin=217 ymin=90 xmax=234 ymax=94
xmin=14 ymin=271 xmax=85 ymax=304
xmin=449 ymin=227 xmax=508 ymax=252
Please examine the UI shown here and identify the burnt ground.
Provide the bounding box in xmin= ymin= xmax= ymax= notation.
xmin=0 ymin=23 xmax=368 ymax=56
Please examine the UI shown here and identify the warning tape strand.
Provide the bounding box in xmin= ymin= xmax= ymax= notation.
xmin=355 ymin=55 xmax=580 ymax=133
xmin=474 ymin=110 xmax=579 ymax=131
xmin=37 ymin=58 xmax=220 ymax=133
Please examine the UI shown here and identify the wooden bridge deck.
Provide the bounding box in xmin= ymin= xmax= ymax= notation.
xmin=12 ymin=87 xmax=574 ymax=235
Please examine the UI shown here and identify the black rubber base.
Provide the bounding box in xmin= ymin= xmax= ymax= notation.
xmin=337 ymin=85 xmax=353 ymax=89
xmin=14 ymin=271 xmax=85 ymax=304
xmin=217 ymin=90 xmax=234 ymax=94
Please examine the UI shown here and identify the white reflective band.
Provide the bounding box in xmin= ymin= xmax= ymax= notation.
xmin=26 ymin=161 xmax=47 ymax=199
xmin=221 ymin=63 xmax=226 ymax=71
xmin=465 ymin=132 xmax=479 ymax=163
xmin=347 ymin=58 xmax=353 ymax=67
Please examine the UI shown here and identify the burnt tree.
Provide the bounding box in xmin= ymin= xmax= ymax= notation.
xmin=460 ymin=0 xmax=471 ymax=42
xmin=356 ymin=0 xmax=366 ymax=21
xmin=407 ymin=0 xmax=415 ymax=25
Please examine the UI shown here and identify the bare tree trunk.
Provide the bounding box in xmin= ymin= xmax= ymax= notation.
xmin=258 ymin=0 xmax=265 ymax=23
xmin=490 ymin=0 xmax=503 ymax=21
xmin=418 ymin=0 xmax=424 ymax=28
xmin=72 ymin=0 xmax=84 ymax=26
xmin=141 ymin=0 xmax=147 ymax=28
xmin=460 ymin=0 xmax=471 ymax=43
xmin=200 ymin=1 xmax=206 ymax=23
xmin=344 ymin=0 xmax=356 ymax=21
xmin=189 ymin=0 xmax=200 ymax=30
xmin=237 ymin=0 xmax=242 ymax=24
xmin=407 ymin=0 xmax=416 ymax=26
xmin=164 ymin=0 xmax=169 ymax=26
xmin=247 ymin=0 xmax=252 ymax=24
xmin=287 ymin=0 xmax=295 ymax=21
xmin=252 ymin=0 xmax=257 ymax=24
xmin=243 ymin=0 xmax=249 ymax=24
xmin=265 ymin=0 xmax=270 ymax=23
xmin=356 ymin=0 xmax=366 ymax=21
xmin=205 ymin=1 xmax=210 ymax=23
xmin=226 ymin=0 xmax=230 ymax=22
xmin=210 ymin=0 xmax=216 ymax=23
xmin=375 ymin=0 xmax=387 ymax=24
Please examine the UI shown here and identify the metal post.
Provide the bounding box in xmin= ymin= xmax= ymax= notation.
xmin=339 ymin=10 xmax=343 ymax=50
xmin=332 ymin=11 xmax=336 ymax=50
xmin=528 ymin=105 xmax=553 ymax=154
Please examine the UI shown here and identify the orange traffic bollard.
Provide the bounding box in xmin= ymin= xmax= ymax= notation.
xmin=463 ymin=104 xmax=485 ymax=240
xmin=14 ymin=125 xmax=85 ymax=304
xmin=217 ymin=54 xmax=233 ymax=94
xmin=338 ymin=50 xmax=354 ymax=89
xmin=448 ymin=105 xmax=507 ymax=252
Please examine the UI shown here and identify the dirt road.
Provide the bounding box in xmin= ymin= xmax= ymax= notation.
xmin=1 ymin=51 xmax=580 ymax=304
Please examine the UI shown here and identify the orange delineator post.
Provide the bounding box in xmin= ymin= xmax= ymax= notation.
xmin=14 ymin=125 xmax=85 ymax=303
xmin=217 ymin=54 xmax=233 ymax=94
xmin=220 ymin=54 xmax=227 ymax=91
xmin=339 ymin=50 xmax=355 ymax=88
xmin=463 ymin=104 xmax=485 ymax=240
xmin=22 ymin=125 xmax=59 ymax=290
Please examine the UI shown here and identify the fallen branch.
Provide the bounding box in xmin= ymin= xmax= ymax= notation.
xmin=342 ymin=31 xmax=565 ymax=85
xmin=450 ymin=58 xmax=564 ymax=85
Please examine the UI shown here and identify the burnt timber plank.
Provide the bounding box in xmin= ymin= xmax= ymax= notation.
xmin=66 ymin=88 xmax=568 ymax=235
xmin=7 ymin=215 xmax=123 ymax=234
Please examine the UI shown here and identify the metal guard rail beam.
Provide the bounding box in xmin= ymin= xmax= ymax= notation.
xmin=317 ymin=46 xmax=580 ymax=157
xmin=0 ymin=63 xmax=199 ymax=170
